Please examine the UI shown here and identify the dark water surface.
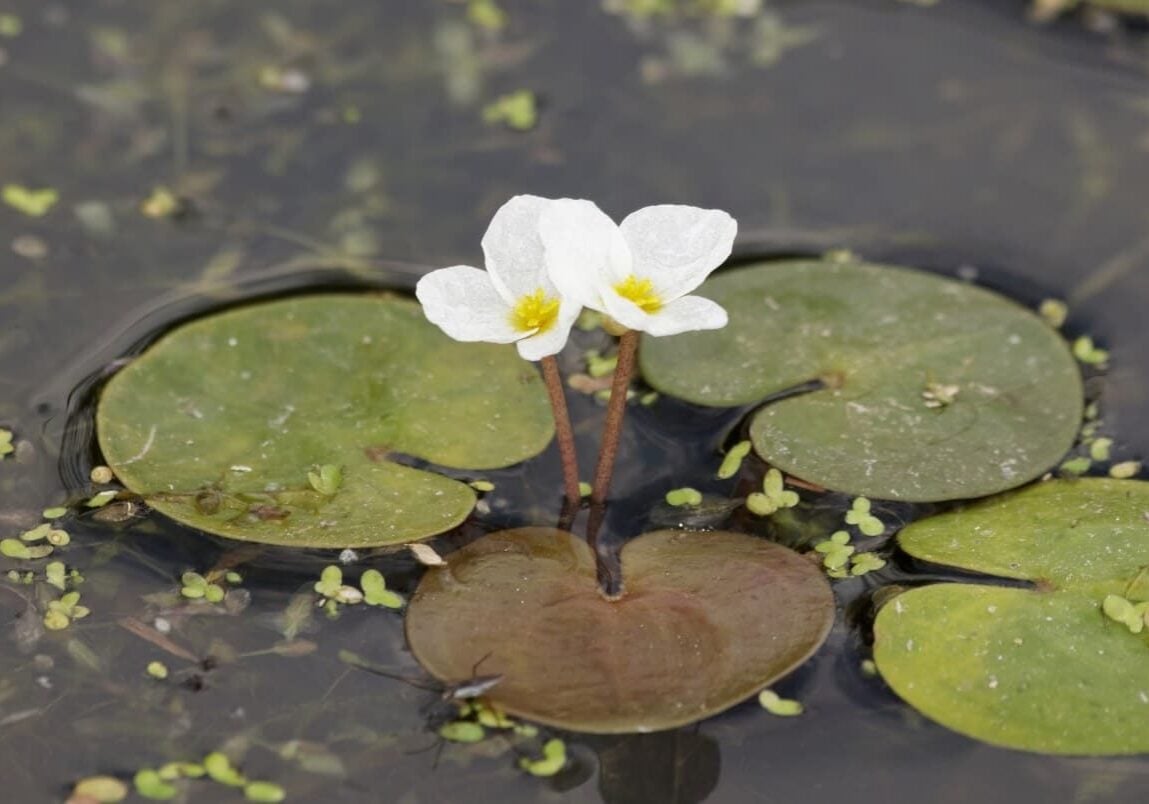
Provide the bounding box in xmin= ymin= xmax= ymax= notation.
xmin=2 ymin=1 xmax=1149 ymax=801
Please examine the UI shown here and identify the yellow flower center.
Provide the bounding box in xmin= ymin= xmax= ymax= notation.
xmin=509 ymin=289 xmax=560 ymax=334
xmin=613 ymin=275 xmax=662 ymax=313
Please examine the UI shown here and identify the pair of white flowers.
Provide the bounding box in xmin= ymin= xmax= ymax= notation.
xmin=416 ymin=195 xmax=736 ymax=360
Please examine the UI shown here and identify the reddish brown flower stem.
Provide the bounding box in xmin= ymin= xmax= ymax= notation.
xmin=540 ymin=355 xmax=582 ymax=507
xmin=590 ymin=330 xmax=639 ymax=506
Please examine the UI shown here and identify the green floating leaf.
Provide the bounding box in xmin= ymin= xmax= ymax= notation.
xmin=2 ymin=183 xmax=58 ymax=217
xmin=439 ymin=721 xmax=485 ymax=743
xmin=133 ymin=769 xmax=178 ymax=801
xmin=874 ymin=478 xmax=1149 ymax=755
xmin=244 ymin=781 xmax=287 ymax=803
xmin=360 ymin=568 xmax=403 ymax=608
xmin=640 ymin=259 xmax=1083 ymax=502
xmin=406 ymin=527 xmax=833 ymax=733
xmin=96 ymin=294 xmax=554 ymax=547
xmin=519 ymin=738 xmax=567 ymax=776
xmin=758 ymin=689 xmax=803 ymax=716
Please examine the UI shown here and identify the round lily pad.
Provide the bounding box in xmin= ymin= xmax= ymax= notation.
xmin=405 ymin=528 xmax=834 ymax=733
xmin=96 ymin=294 xmax=554 ymax=547
xmin=639 ymin=258 xmax=1083 ymax=502
xmin=874 ymin=479 xmax=1149 ymax=754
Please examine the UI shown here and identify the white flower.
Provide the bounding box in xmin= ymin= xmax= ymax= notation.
xmin=415 ymin=195 xmax=581 ymax=361
xmin=538 ymin=201 xmax=736 ymax=336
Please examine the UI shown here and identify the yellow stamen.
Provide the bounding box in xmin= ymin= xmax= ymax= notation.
xmin=613 ymin=276 xmax=662 ymax=313
xmin=510 ymin=289 xmax=560 ymax=334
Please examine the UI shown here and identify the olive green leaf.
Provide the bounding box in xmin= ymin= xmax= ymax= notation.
xmin=640 ymin=259 xmax=1082 ymax=502
xmin=97 ymin=294 xmax=554 ymax=547
xmin=874 ymin=479 xmax=1149 ymax=754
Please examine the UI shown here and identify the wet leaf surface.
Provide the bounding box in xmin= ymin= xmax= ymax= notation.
xmin=874 ymin=479 xmax=1149 ymax=754
xmin=97 ymin=294 xmax=554 ymax=547
xmin=640 ymin=258 xmax=1083 ymax=501
xmin=406 ymin=527 xmax=834 ymax=733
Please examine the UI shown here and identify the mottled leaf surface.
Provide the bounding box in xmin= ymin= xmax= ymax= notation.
xmin=874 ymin=479 xmax=1149 ymax=754
xmin=640 ymin=259 xmax=1082 ymax=501
xmin=97 ymin=294 xmax=553 ymax=547
xmin=406 ymin=528 xmax=833 ymax=733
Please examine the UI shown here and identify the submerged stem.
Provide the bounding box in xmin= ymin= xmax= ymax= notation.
xmin=591 ymin=330 xmax=639 ymax=506
xmin=540 ymin=356 xmax=582 ymax=507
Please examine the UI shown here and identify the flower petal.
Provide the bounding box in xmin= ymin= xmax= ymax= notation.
xmin=641 ymin=295 xmax=729 ymax=337
xmin=618 ymin=205 xmax=736 ymax=301
xmin=514 ymin=299 xmax=581 ymax=361
xmin=600 ymin=292 xmax=653 ymax=334
xmin=481 ymin=195 xmax=556 ymax=304
xmin=539 ymin=199 xmax=632 ymax=311
xmin=415 ymin=266 xmax=520 ymax=344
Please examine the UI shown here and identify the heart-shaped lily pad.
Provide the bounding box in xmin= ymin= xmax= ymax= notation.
xmin=405 ymin=528 xmax=834 ymax=733
xmin=96 ymin=294 xmax=554 ymax=547
xmin=639 ymin=258 xmax=1083 ymax=502
xmin=873 ymin=479 xmax=1149 ymax=754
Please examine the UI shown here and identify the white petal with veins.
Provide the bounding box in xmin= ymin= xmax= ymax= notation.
xmin=619 ymin=205 xmax=736 ymax=300
xmin=539 ymin=198 xmax=632 ymax=310
xmin=640 ymin=295 xmax=728 ymax=337
xmin=415 ymin=266 xmax=520 ymax=344
xmin=481 ymin=195 xmax=556 ymax=303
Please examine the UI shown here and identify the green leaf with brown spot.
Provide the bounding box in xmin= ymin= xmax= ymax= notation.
xmin=97 ymin=294 xmax=553 ymax=547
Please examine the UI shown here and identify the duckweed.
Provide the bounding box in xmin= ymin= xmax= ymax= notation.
xmin=481 ymin=90 xmax=538 ymax=130
xmin=585 ymin=349 xmax=619 ymax=378
xmin=360 ymin=569 xmax=404 ymax=609
xmin=717 ymin=440 xmax=752 ymax=479
xmin=845 ymin=497 xmax=884 ymax=536
xmin=133 ymin=769 xmax=178 ymax=801
xmin=203 ymin=752 xmax=245 ymax=787
xmin=665 ymin=487 xmax=703 ymax=507
xmin=468 ymin=0 xmax=506 ymax=31
xmin=1089 ymin=437 xmax=1113 ymax=462
xmin=2 ymin=184 xmax=58 ymax=217
xmin=244 ymin=781 xmax=287 ymax=803
xmin=1101 ymin=594 xmax=1148 ymax=634
xmin=1109 ymin=460 xmax=1140 ymax=479
xmin=1038 ymin=298 xmax=1068 ymax=328
xmin=1059 ymin=456 xmax=1092 ymax=475
xmin=439 ymin=721 xmax=486 ymax=743
xmin=1072 ymin=336 xmax=1109 ymax=367
xmin=518 ymin=738 xmax=566 ymax=777
xmin=306 ymin=464 xmax=342 ymax=496
xmin=44 ymin=591 xmax=90 ymax=630
xmin=181 ymin=572 xmax=225 ymax=603
xmin=746 ymin=468 xmax=800 ymax=515
xmin=313 ymin=565 xmax=343 ymax=598
xmin=758 ymin=689 xmax=803 ymax=716
xmin=72 ymin=775 xmax=129 ymax=803
xmin=850 ymin=552 xmax=887 ymax=576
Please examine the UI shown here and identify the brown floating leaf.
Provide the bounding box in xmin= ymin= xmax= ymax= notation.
xmin=406 ymin=528 xmax=834 ymax=733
